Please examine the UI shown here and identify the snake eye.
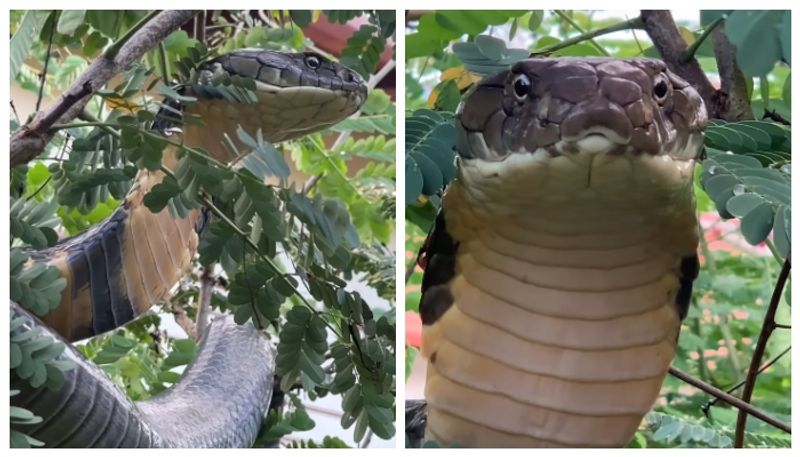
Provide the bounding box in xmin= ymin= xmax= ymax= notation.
xmin=653 ymin=76 xmax=670 ymax=103
xmin=512 ymin=73 xmax=531 ymax=101
xmin=305 ymin=55 xmax=321 ymax=69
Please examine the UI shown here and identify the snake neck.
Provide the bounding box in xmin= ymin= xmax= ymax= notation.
xmin=452 ymin=151 xmax=697 ymax=238
xmin=422 ymin=152 xmax=699 ymax=447
xmin=34 ymin=144 xmax=200 ymax=341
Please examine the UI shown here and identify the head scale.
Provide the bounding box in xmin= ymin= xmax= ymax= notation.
xmin=456 ymin=57 xmax=707 ymax=161
xmin=158 ymin=50 xmax=368 ymax=146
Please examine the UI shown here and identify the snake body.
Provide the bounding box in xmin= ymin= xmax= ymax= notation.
xmin=12 ymin=50 xmax=367 ymax=447
xmin=418 ymin=58 xmax=707 ymax=447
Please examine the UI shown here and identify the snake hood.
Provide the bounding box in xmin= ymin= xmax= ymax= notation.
xmin=416 ymin=58 xmax=706 ymax=447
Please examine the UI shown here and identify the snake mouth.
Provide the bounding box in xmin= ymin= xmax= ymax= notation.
xmin=569 ymin=131 xmax=625 ymax=155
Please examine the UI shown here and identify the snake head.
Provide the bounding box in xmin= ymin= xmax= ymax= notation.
xmin=456 ymin=58 xmax=707 ymax=161
xmin=187 ymin=49 xmax=368 ymax=143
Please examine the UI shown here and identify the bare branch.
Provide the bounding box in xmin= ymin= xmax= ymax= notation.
xmin=735 ymin=254 xmax=791 ymax=447
xmin=703 ymin=346 xmax=791 ymax=412
xmin=668 ymin=367 xmax=791 ymax=434
xmin=9 ymin=10 xmax=199 ymax=168
xmin=711 ymin=26 xmax=753 ymax=121
xmin=640 ymin=11 xmax=718 ymax=115
xmin=531 ymin=15 xmax=643 ymax=57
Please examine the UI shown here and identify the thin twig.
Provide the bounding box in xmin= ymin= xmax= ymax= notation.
xmin=36 ymin=12 xmax=57 ymax=112
xmin=405 ymin=257 xmax=417 ymax=284
xmin=734 ymin=254 xmax=791 ymax=446
xmin=703 ymin=346 xmax=791 ymax=412
xmin=157 ymin=41 xmax=170 ymax=82
xmin=194 ymin=10 xmax=206 ymax=44
xmin=10 ymin=101 xmax=21 ymax=125
xmin=680 ymin=16 xmax=724 ymax=64
xmin=196 ymin=267 xmax=214 ymax=340
xmin=301 ymin=174 xmax=322 ymax=194
xmin=358 ymin=430 xmax=374 ymax=448
xmin=533 ymin=14 xmax=643 ymax=56
xmin=553 ymin=10 xmax=616 ymax=57
xmin=668 ymin=366 xmax=791 ymax=433
xmin=104 ymin=10 xmax=162 ymax=60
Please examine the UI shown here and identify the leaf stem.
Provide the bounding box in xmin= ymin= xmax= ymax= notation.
xmin=35 ymin=10 xmax=57 ymax=113
xmin=104 ymin=10 xmax=162 ymax=61
xmin=680 ymin=16 xmax=725 ymax=64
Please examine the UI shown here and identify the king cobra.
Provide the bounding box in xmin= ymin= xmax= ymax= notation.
xmin=11 ymin=50 xmax=367 ymax=447
xmin=413 ymin=58 xmax=707 ymax=447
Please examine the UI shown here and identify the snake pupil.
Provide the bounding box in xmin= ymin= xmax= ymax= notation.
xmin=654 ymin=80 xmax=669 ymax=100
xmin=305 ymin=55 xmax=321 ymax=69
xmin=513 ymin=74 xmax=531 ymax=100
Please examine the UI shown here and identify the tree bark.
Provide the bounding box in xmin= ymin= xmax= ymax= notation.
xmin=10 ymin=10 xmax=199 ymax=168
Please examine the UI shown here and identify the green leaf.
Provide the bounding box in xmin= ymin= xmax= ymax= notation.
xmin=10 ymin=249 xmax=67 ymax=316
xmin=528 ymin=11 xmax=544 ymax=31
xmin=782 ymin=72 xmax=791 ymax=106
xmin=340 ymin=24 xmax=385 ymax=79
xmin=238 ymin=127 xmax=290 ymax=179
xmin=290 ymin=11 xmax=313 ymax=28
xmin=724 ymin=11 xmax=784 ymax=77
xmin=405 ymin=110 xmax=456 ymax=203
xmin=276 ymin=307 xmax=329 ymax=391
xmin=740 ymin=202 xmax=774 ymax=245
xmin=10 ymin=10 xmax=50 ymax=81
xmin=700 ymin=148 xmax=790 ymax=253
xmin=56 ymin=10 xmax=86 ymax=35
xmin=779 ymin=11 xmax=791 ymax=64
xmin=700 ymin=10 xmax=730 ymax=26
xmin=453 ymin=35 xmax=529 ymax=76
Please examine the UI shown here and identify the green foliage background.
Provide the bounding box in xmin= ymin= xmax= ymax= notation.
xmin=10 ymin=9 xmax=396 ymax=448
xmin=404 ymin=10 xmax=790 ymax=448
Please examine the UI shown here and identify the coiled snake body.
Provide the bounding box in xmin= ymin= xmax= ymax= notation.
xmin=415 ymin=58 xmax=707 ymax=447
xmin=12 ymin=50 xmax=367 ymax=447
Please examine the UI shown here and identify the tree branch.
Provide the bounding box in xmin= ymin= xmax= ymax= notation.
xmin=668 ymin=367 xmax=791 ymax=433
xmin=734 ymin=254 xmax=791 ymax=446
xmin=9 ymin=10 xmax=198 ymax=168
xmin=703 ymin=346 xmax=791 ymax=412
xmin=710 ymin=25 xmax=753 ymax=121
xmin=639 ymin=11 xmax=718 ymax=115
xmin=531 ymin=15 xmax=643 ymax=56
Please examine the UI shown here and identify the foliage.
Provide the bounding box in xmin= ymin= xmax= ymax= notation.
xmin=405 ymin=9 xmax=790 ymax=448
xmin=10 ymin=9 xmax=396 ymax=447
